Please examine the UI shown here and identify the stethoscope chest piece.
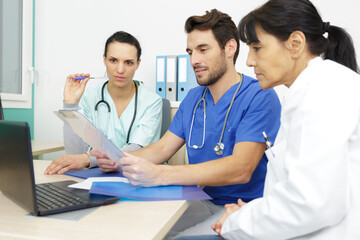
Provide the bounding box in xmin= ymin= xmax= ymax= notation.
xmin=214 ymin=142 xmax=224 ymax=156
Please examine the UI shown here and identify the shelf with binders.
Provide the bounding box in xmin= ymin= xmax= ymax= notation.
xmin=156 ymin=55 xmax=198 ymax=102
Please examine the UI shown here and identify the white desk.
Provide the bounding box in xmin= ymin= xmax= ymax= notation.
xmin=0 ymin=160 xmax=189 ymax=240
xmin=31 ymin=140 xmax=65 ymax=156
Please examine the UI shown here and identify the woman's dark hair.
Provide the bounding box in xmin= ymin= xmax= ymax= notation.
xmin=238 ymin=0 xmax=359 ymax=73
xmin=104 ymin=31 xmax=141 ymax=61
xmin=185 ymin=9 xmax=240 ymax=64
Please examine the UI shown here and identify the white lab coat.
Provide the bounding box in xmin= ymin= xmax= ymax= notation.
xmin=221 ymin=57 xmax=360 ymax=240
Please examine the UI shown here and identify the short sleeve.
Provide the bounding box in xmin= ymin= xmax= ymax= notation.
xmin=236 ymin=89 xmax=281 ymax=144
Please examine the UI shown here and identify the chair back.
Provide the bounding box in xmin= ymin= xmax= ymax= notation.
xmin=0 ymin=95 xmax=4 ymax=120
xmin=160 ymin=98 xmax=171 ymax=137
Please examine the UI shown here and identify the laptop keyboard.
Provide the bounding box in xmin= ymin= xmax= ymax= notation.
xmin=36 ymin=183 xmax=89 ymax=210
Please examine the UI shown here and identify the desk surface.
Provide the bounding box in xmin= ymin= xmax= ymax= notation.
xmin=0 ymin=160 xmax=189 ymax=240
xmin=31 ymin=140 xmax=65 ymax=156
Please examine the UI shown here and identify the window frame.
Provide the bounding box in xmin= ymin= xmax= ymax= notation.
xmin=1 ymin=0 xmax=33 ymax=109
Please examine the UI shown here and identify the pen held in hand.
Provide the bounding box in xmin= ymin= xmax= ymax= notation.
xmin=73 ymin=76 xmax=107 ymax=80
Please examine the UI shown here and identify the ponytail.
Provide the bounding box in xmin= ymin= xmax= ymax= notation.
xmin=324 ymin=25 xmax=359 ymax=73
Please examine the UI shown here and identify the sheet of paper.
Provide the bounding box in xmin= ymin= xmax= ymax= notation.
xmin=54 ymin=110 xmax=124 ymax=163
xmin=68 ymin=177 xmax=129 ymax=190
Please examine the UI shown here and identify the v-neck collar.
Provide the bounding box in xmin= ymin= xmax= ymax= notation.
xmin=206 ymin=81 xmax=241 ymax=107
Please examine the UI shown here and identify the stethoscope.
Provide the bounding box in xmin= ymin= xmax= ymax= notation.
xmin=94 ymin=80 xmax=138 ymax=143
xmin=188 ymin=75 xmax=243 ymax=155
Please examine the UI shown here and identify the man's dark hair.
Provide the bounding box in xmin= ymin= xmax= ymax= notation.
xmin=185 ymin=9 xmax=240 ymax=64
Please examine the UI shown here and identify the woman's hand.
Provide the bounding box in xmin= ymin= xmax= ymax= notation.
xmin=44 ymin=154 xmax=90 ymax=175
xmin=211 ymin=199 xmax=246 ymax=236
xmin=91 ymin=150 xmax=120 ymax=173
xmin=63 ymin=73 xmax=90 ymax=104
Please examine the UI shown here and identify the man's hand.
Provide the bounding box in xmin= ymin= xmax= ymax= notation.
xmin=120 ymin=152 xmax=163 ymax=187
xmin=211 ymin=199 xmax=246 ymax=236
xmin=94 ymin=151 xmax=163 ymax=186
xmin=63 ymin=73 xmax=90 ymax=104
xmin=44 ymin=154 xmax=90 ymax=175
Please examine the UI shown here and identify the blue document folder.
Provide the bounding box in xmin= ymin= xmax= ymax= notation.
xmin=90 ymin=182 xmax=212 ymax=201
xmin=177 ymin=55 xmax=198 ymax=101
xmin=156 ymin=56 xmax=167 ymax=98
xmin=65 ymin=168 xmax=212 ymax=201
xmin=64 ymin=168 xmax=124 ymax=179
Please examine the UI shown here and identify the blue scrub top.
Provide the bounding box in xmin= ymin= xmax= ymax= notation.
xmin=169 ymin=74 xmax=281 ymax=205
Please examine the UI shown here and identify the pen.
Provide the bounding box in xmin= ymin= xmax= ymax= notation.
xmin=262 ymin=131 xmax=273 ymax=148
xmin=262 ymin=131 xmax=275 ymax=158
xmin=73 ymin=76 xmax=106 ymax=80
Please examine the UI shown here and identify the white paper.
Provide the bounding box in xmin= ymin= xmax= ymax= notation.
xmin=54 ymin=110 xmax=124 ymax=163
xmin=68 ymin=177 xmax=129 ymax=190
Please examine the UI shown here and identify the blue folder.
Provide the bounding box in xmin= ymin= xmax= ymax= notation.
xmin=64 ymin=168 xmax=124 ymax=179
xmin=90 ymin=182 xmax=212 ymax=201
xmin=156 ymin=56 xmax=167 ymax=98
xmin=65 ymin=168 xmax=212 ymax=201
xmin=177 ymin=55 xmax=198 ymax=101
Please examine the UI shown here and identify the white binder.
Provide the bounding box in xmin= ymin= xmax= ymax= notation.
xmin=165 ymin=55 xmax=178 ymax=101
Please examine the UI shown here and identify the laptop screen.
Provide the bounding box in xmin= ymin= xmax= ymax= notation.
xmin=0 ymin=95 xmax=4 ymax=120
xmin=0 ymin=120 xmax=120 ymax=216
xmin=0 ymin=121 xmax=37 ymax=213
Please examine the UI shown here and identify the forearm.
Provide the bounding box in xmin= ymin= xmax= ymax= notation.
xmin=157 ymin=156 xmax=254 ymax=186
xmin=150 ymin=141 xmax=265 ymax=186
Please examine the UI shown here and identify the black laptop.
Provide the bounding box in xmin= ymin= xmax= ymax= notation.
xmin=0 ymin=120 xmax=119 ymax=216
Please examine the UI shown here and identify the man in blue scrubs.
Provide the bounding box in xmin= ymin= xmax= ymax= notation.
xmin=95 ymin=9 xmax=281 ymax=238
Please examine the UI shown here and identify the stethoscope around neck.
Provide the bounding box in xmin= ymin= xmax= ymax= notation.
xmin=94 ymin=80 xmax=138 ymax=143
xmin=188 ymin=75 xmax=243 ymax=156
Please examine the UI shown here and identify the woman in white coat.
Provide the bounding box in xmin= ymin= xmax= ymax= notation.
xmin=205 ymin=0 xmax=360 ymax=239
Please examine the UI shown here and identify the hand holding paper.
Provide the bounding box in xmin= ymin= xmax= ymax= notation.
xmin=119 ymin=152 xmax=163 ymax=187
xmin=91 ymin=149 xmax=120 ymax=173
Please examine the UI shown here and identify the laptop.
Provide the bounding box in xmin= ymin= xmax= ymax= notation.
xmin=0 ymin=95 xmax=4 ymax=120
xmin=0 ymin=120 xmax=120 ymax=216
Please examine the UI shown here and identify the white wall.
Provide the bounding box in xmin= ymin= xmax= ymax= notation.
xmin=34 ymin=0 xmax=360 ymax=159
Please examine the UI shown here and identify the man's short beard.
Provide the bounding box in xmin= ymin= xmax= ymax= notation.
xmin=198 ymin=62 xmax=227 ymax=86
xmin=197 ymin=51 xmax=227 ymax=86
